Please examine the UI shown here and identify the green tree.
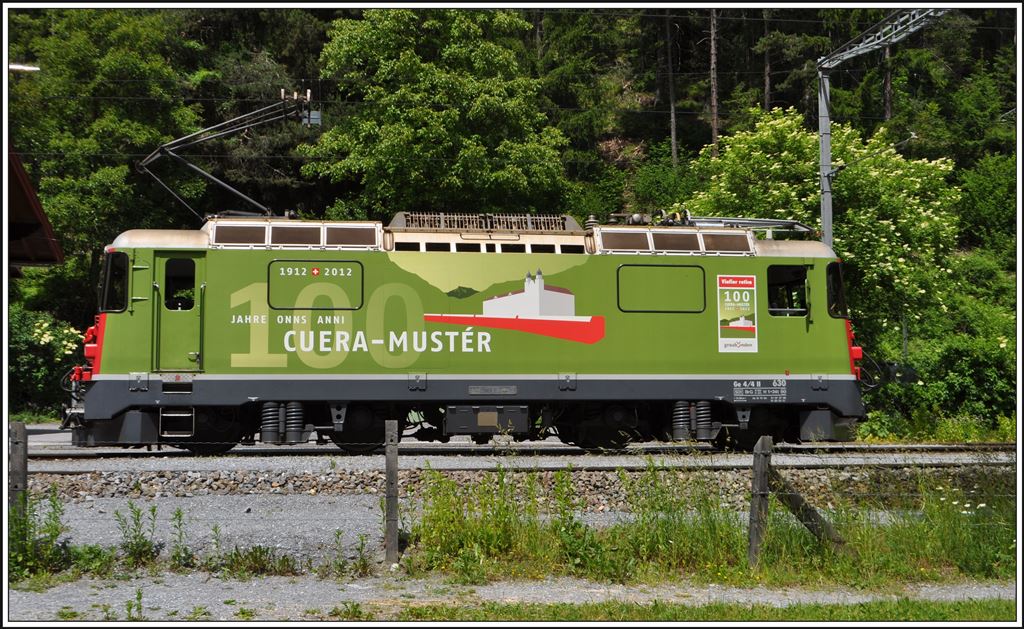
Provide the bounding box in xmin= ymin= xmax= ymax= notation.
xmin=302 ymin=9 xmax=571 ymax=219
xmin=957 ymin=153 xmax=1016 ymax=269
xmin=10 ymin=9 xmax=206 ymax=325
xmin=678 ymin=107 xmax=1017 ymax=423
xmin=176 ymin=9 xmax=337 ymax=215
xmin=680 ymin=107 xmax=961 ymax=361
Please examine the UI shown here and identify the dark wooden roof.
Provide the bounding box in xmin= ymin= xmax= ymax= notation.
xmin=9 ymin=150 xmax=64 ymax=266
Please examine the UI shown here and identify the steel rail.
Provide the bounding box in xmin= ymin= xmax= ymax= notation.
xmin=25 ymin=441 xmax=1016 ymax=461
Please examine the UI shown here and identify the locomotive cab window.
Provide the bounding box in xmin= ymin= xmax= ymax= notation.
xmin=98 ymin=252 xmax=129 ymax=312
xmin=827 ymin=262 xmax=849 ymax=318
xmin=767 ymin=265 xmax=807 ymax=316
xmin=164 ymin=258 xmax=196 ymax=311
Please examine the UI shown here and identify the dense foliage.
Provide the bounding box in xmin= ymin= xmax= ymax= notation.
xmin=7 ymin=8 xmax=1016 ymax=433
xmin=301 ymin=10 xmax=571 ymax=219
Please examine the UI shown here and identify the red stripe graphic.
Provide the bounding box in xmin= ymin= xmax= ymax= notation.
xmin=424 ymin=314 xmax=606 ymax=344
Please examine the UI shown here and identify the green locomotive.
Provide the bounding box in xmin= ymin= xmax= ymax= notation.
xmin=63 ymin=212 xmax=864 ymax=452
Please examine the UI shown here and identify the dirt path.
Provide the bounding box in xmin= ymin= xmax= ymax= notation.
xmin=7 ymin=574 xmax=1015 ymax=621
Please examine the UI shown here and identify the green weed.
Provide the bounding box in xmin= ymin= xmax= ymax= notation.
xmin=124 ymin=588 xmax=145 ymax=621
xmin=91 ymin=603 xmax=117 ymax=621
xmin=169 ymin=508 xmax=195 ymax=570
xmin=234 ymin=607 xmax=256 ymax=620
xmin=353 ymin=533 xmax=373 ymax=577
xmin=328 ymin=602 xmax=370 ymax=621
xmin=69 ymin=544 xmax=117 ymax=579
xmin=219 ymin=545 xmax=299 ymax=579
xmin=55 ymin=606 xmax=80 ymax=620
xmin=185 ymin=605 xmax=211 ymax=620
xmin=8 ymin=486 xmax=70 ymax=582
xmin=113 ymin=501 xmax=161 ymax=569
xmin=317 ymin=529 xmax=350 ymax=578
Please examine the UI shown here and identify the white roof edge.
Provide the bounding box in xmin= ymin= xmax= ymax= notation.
xmin=753 ymin=239 xmax=836 ymax=258
xmin=110 ymin=229 xmax=210 ymax=250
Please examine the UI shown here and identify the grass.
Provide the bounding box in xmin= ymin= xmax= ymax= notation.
xmin=215 ymin=545 xmax=300 ymax=579
xmin=402 ymin=464 xmax=1017 ymax=587
xmin=8 ymin=464 xmax=1016 ymax=598
xmin=56 ymin=606 xmax=80 ymax=620
xmin=8 ymin=409 xmax=58 ymax=424
xmin=391 ymin=598 xmax=1017 ymax=622
xmin=857 ymin=411 xmax=1016 ymax=443
xmin=8 ymin=487 xmax=70 ymax=582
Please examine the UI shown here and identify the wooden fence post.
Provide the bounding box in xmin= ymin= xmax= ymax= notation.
xmin=384 ymin=418 xmax=400 ymax=565
xmin=9 ymin=422 xmax=28 ymax=514
xmin=747 ymin=435 xmax=772 ymax=568
xmin=768 ymin=467 xmax=846 ymax=550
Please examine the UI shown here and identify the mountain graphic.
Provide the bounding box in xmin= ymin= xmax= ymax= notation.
xmin=446 ymin=286 xmax=479 ymax=299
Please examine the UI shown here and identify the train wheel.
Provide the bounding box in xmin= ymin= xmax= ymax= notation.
xmin=329 ymin=405 xmax=385 ymax=453
xmin=712 ymin=427 xmax=760 ymax=452
xmin=712 ymin=408 xmax=791 ymax=452
xmin=171 ymin=408 xmax=241 ymax=455
xmin=578 ymin=427 xmax=631 ymax=452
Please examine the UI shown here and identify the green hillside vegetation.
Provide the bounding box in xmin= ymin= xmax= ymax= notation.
xmin=8 ymin=8 xmax=1016 ymax=439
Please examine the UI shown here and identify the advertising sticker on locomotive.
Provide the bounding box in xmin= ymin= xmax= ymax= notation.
xmin=717 ymin=274 xmax=758 ymax=353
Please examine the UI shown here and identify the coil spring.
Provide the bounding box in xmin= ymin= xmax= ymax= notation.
xmin=671 ymin=400 xmax=691 ymax=441
xmin=285 ymin=401 xmax=304 ymax=444
xmin=261 ymin=402 xmax=280 ymax=444
xmin=695 ymin=401 xmax=713 ymax=440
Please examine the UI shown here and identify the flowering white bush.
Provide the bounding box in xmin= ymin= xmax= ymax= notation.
xmin=9 ymin=302 xmax=82 ymax=412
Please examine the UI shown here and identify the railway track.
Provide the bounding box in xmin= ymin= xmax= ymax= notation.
xmin=25 ymin=440 xmax=1016 ymax=461
xmin=24 ymin=441 xmax=1016 ymax=475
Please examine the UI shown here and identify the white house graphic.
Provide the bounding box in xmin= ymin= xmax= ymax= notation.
xmin=424 ymin=268 xmax=605 ymax=343
xmin=728 ymin=315 xmax=754 ymax=328
xmin=482 ymin=270 xmax=575 ymax=317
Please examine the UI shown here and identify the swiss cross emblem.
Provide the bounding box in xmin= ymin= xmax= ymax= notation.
xmin=311 ymin=267 xmax=320 ymax=276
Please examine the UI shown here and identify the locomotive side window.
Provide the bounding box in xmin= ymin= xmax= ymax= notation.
xmin=767 ymin=265 xmax=807 ymax=316
xmin=164 ymin=258 xmax=196 ymax=311
xmin=99 ymin=252 xmax=129 ymax=312
xmin=272 ymin=225 xmax=321 ymax=245
xmin=215 ymin=225 xmax=267 ymax=244
xmin=326 ymin=226 xmax=377 ymax=246
xmin=601 ymin=231 xmax=651 ymax=251
xmin=702 ymin=233 xmax=751 ymax=252
xmin=827 ymin=262 xmax=849 ymax=318
xmin=652 ymin=232 xmax=700 ymax=252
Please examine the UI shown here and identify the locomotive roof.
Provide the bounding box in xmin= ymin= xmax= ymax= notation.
xmin=107 ymin=216 xmax=837 ymax=258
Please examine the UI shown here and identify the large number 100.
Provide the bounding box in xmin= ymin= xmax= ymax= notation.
xmin=228 ymin=282 xmax=423 ymax=369
xmin=723 ymin=290 xmax=751 ymax=303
